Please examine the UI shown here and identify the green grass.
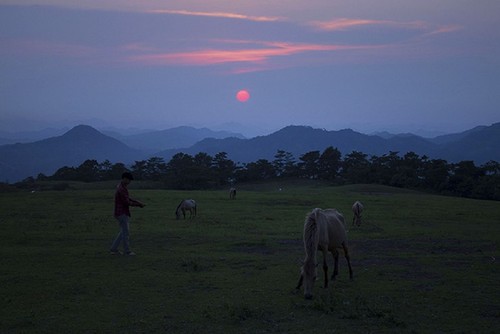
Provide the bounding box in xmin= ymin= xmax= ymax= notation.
xmin=1 ymin=183 xmax=499 ymax=333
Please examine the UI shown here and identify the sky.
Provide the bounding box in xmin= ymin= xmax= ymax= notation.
xmin=1 ymin=1 xmax=499 ymax=137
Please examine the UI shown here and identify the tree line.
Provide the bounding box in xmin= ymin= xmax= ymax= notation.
xmin=24 ymin=147 xmax=500 ymax=200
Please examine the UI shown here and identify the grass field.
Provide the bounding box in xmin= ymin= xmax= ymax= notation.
xmin=1 ymin=182 xmax=499 ymax=333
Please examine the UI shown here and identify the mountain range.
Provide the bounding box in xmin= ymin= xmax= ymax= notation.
xmin=0 ymin=122 xmax=499 ymax=183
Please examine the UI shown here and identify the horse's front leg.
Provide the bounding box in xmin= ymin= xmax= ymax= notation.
xmin=331 ymin=249 xmax=339 ymax=280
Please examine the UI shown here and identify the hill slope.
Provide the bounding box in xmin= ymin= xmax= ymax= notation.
xmin=0 ymin=125 xmax=141 ymax=182
xmin=437 ymin=122 xmax=500 ymax=163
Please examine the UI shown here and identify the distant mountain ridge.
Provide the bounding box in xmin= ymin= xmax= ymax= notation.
xmin=156 ymin=123 xmax=500 ymax=164
xmin=112 ymin=126 xmax=245 ymax=152
xmin=429 ymin=125 xmax=489 ymax=145
xmin=156 ymin=126 xmax=438 ymax=163
xmin=0 ymin=122 xmax=499 ymax=183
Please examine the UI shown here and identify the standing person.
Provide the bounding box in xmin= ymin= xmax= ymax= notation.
xmin=110 ymin=172 xmax=145 ymax=256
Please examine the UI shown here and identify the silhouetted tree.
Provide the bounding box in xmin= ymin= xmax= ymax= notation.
xmin=318 ymin=146 xmax=342 ymax=181
xmin=109 ymin=162 xmax=129 ymax=180
xmin=422 ymin=158 xmax=450 ymax=192
xmin=36 ymin=173 xmax=49 ymax=181
xmin=144 ymin=157 xmax=167 ymax=181
xmin=341 ymin=151 xmax=371 ymax=183
xmin=38 ymin=143 xmax=499 ymax=200
xmin=130 ymin=160 xmax=148 ymax=180
xmin=165 ymin=153 xmax=196 ymax=189
xmin=395 ymin=152 xmax=424 ymax=188
xmin=212 ymin=152 xmax=236 ymax=186
xmin=371 ymin=151 xmax=401 ymax=186
xmin=75 ymin=159 xmax=100 ymax=182
xmin=298 ymin=150 xmax=320 ymax=179
xmin=448 ymin=161 xmax=484 ymax=198
xmin=52 ymin=166 xmax=78 ymax=181
xmin=99 ymin=160 xmax=114 ymax=180
xmin=273 ymin=150 xmax=297 ymax=178
xmin=239 ymin=159 xmax=275 ymax=181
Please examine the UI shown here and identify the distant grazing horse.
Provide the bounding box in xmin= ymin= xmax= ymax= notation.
xmin=296 ymin=208 xmax=353 ymax=299
xmin=175 ymin=199 xmax=197 ymax=220
xmin=229 ymin=187 xmax=236 ymax=200
xmin=352 ymin=201 xmax=364 ymax=227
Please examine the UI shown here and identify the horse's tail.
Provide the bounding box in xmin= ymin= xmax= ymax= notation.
xmin=304 ymin=208 xmax=321 ymax=256
xmin=302 ymin=208 xmax=321 ymax=277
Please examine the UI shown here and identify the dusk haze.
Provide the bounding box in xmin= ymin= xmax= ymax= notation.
xmin=1 ymin=0 xmax=499 ymax=137
xmin=1 ymin=2 xmax=499 ymax=332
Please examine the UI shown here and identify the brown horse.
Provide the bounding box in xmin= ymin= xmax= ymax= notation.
xmin=296 ymin=208 xmax=353 ymax=299
xmin=175 ymin=199 xmax=197 ymax=220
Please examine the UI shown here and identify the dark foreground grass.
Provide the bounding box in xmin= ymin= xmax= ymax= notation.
xmin=0 ymin=183 xmax=499 ymax=333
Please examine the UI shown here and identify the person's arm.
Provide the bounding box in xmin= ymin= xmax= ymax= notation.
xmin=129 ymin=198 xmax=145 ymax=208
xmin=118 ymin=185 xmax=145 ymax=208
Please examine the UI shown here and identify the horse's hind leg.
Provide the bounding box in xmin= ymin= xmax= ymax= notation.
xmin=322 ymin=252 xmax=329 ymax=288
xmin=296 ymin=274 xmax=303 ymax=290
xmin=342 ymin=242 xmax=354 ymax=280
xmin=331 ymin=250 xmax=339 ymax=280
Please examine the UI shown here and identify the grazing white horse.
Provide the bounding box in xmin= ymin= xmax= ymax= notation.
xmin=352 ymin=201 xmax=364 ymax=226
xmin=175 ymin=199 xmax=197 ymax=220
xmin=296 ymin=208 xmax=353 ymax=299
xmin=229 ymin=187 xmax=236 ymax=199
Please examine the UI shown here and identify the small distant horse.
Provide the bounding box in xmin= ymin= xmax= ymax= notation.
xmin=175 ymin=199 xmax=197 ymax=220
xmin=296 ymin=208 xmax=353 ymax=299
xmin=352 ymin=201 xmax=364 ymax=227
xmin=229 ymin=187 xmax=236 ymax=200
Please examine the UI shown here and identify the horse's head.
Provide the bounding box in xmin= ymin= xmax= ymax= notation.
xmin=175 ymin=209 xmax=181 ymax=220
xmin=302 ymin=259 xmax=317 ymax=299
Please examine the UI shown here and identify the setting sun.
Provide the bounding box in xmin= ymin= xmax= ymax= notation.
xmin=236 ymin=89 xmax=250 ymax=102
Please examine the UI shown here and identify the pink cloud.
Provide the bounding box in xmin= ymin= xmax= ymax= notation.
xmin=125 ymin=40 xmax=380 ymax=68
xmin=306 ymin=18 xmax=461 ymax=35
xmin=145 ymin=9 xmax=283 ymax=22
xmin=424 ymin=24 xmax=463 ymax=36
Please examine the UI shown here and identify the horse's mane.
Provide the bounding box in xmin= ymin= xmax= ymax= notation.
xmin=175 ymin=200 xmax=184 ymax=213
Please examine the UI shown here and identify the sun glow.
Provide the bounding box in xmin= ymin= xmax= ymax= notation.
xmin=236 ymin=89 xmax=250 ymax=102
